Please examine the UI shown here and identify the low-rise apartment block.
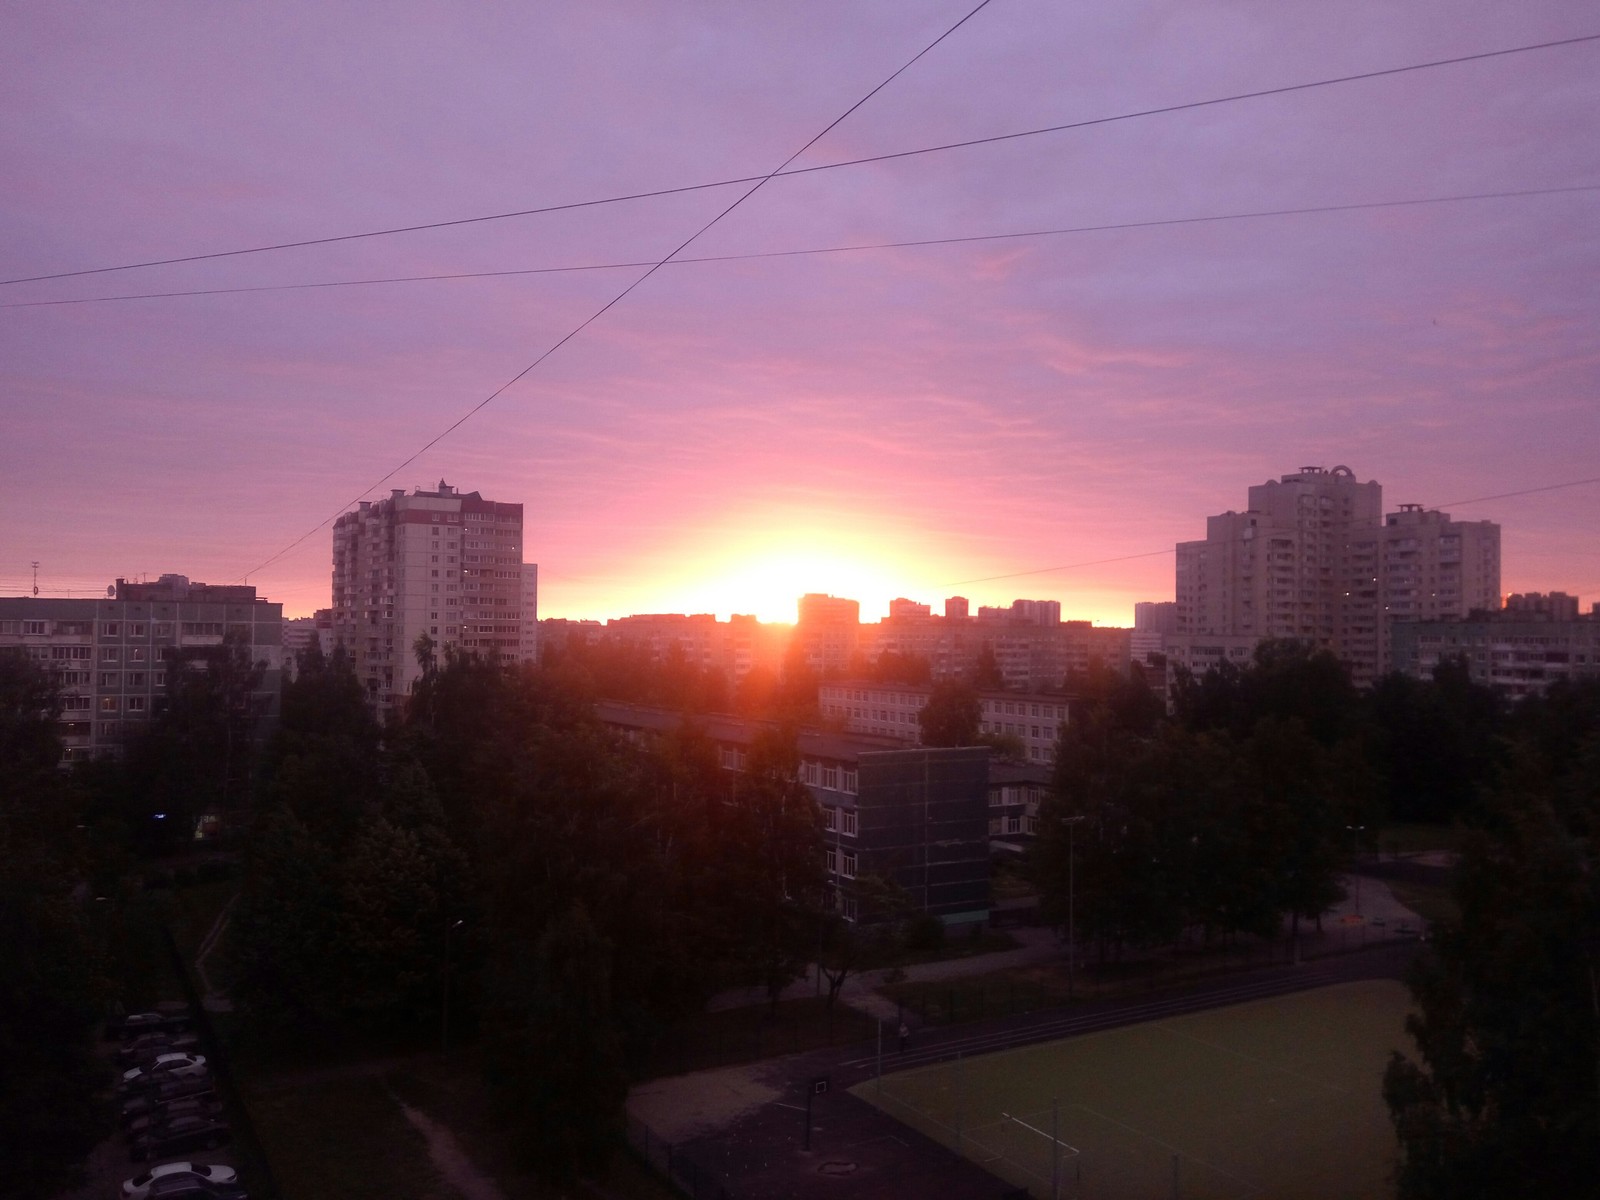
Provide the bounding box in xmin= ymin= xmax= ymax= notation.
xmin=596 ymin=703 xmax=991 ymax=928
xmin=0 ymin=574 xmax=283 ymax=763
xmin=819 ymin=681 xmax=1069 ymax=765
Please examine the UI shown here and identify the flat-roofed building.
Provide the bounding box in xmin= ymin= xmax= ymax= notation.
xmin=819 ymin=681 xmax=1069 ymax=766
xmin=597 ymin=702 xmax=991 ymax=928
xmin=0 ymin=577 xmax=283 ymax=764
xmin=332 ymin=480 xmax=536 ymax=714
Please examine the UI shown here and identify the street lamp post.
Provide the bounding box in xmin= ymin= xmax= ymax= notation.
xmin=441 ymin=918 xmax=464 ymax=1055
xmin=1346 ymin=825 xmax=1366 ymax=917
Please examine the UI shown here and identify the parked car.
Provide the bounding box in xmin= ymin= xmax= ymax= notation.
xmin=107 ymin=1010 xmax=192 ymax=1041
xmin=117 ymin=1032 xmax=202 ymax=1068
xmin=120 ymin=1162 xmax=238 ymax=1200
xmin=120 ymin=1077 xmax=217 ymax=1123
xmin=129 ymin=1114 xmax=231 ymax=1162
xmin=124 ymin=1096 xmax=225 ymax=1140
xmin=145 ymin=1175 xmax=248 ymax=1200
xmin=119 ymin=1054 xmax=208 ymax=1093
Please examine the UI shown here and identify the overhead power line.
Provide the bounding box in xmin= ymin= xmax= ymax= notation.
xmin=238 ymin=0 xmax=998 ymax=581
xmin=8 ymin=182 xmax=1595 ymax=309
xmin=946 ymin=475 xmax=1600 ymax=586
xmin=5 ymin=31 xmax=1595 ymax=289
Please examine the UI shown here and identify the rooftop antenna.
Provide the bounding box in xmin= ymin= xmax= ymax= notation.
xmin=31 ymin=561 xmax=39 ymax=596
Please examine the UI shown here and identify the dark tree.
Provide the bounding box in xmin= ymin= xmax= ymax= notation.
xmin=918 ymin=679 xmax=982 ymax=747
xmin=482 ymin=904 xmax=628 ymax=1181
xmin=0 ymin=656 xmax=111 ymax=1200
xmin=1385 ymin=789 xmax=1600 ymax=1198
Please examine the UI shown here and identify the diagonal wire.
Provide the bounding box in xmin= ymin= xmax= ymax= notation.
xmin=7 ymin=182 xmax=1596 ymax=309
xmin=5 ymin=30 xmax=1595 ymax=289
xmin=238 ymin=0 xmax=997 ymax=581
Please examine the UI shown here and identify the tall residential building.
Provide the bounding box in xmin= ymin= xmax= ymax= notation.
xmin=1171 ymin=466 xmax=1500 ymax=685
xmin=795 ymin=593 xmax=860 ymax=675
xmin=0 ymin=575 xmax=283 ymax=764
xmin=332 ymin=481 xmax=537 ymax=713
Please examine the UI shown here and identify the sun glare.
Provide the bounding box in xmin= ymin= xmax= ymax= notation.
xmin=655 ymin=516 xmax=950 ymax=623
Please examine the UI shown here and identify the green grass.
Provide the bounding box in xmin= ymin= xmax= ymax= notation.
xmin=243 ymin=1073 xmax=441 ymax=1200
xmin=1383 ymin=879 xmax=1458 ymax=928
xmin=1378 ymin=823 xmax=1459 ymax=857
xmin=856 ymin=980 xmax=1411 ymax=1200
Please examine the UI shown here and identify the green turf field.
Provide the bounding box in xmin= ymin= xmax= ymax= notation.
xmin=853 ymin=980 xmax=1410 ymax=1200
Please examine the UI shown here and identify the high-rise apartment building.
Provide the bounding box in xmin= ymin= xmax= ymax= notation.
xmin=1171 ymin=466 xmax=1500 ymax=685
xmin=332 ymin=481 xmax=537 ymax=713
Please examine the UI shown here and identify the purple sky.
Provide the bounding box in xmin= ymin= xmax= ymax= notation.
xmin=4 ymin=1 xmax=1597 ymax=623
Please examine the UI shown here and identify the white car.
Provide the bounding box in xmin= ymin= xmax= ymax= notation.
xmin=120 ymin=1162 xmax=237 ymax=1200
xmin=120 ymin=1053 xmax=208 ymax=1088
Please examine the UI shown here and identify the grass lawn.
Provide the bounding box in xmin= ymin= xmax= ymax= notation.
xmin=1382 ymin=879 xmax=1458 ymax=928
xmin=244 ymin=1072 xmax=441 ymax=1200
xmin=1377 ymin=823 xmax=1458 ymax=858
xmin=855 ymin=980 xmax=1411 ymax=1200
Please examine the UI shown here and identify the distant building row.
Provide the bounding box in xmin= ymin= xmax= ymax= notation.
xmin=544 ymin=593 xmax=1130 ymax=694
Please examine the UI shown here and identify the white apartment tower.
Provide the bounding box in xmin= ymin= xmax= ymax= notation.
xmin=1174 ymin=466 xmax=1499 ymax=685
xmin=332 ymin=481 xmax=538 ymax=713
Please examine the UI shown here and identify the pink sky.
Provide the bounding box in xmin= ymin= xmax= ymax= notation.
xmin=4 ymin=2 xmax=1597 ymax=624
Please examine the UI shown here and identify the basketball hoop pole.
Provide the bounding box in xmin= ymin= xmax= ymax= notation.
xmin=1052 ymin=1099 xmax=1061 ymax=1200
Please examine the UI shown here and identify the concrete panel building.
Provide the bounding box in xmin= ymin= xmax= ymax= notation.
xmin=332 ymin=481 xmax=537 ymax=714
xmin=596 ymin=703 xmax=991 ymax=928
xmin=1171 ymin=466 xmax=1500 ymax=686
xmin=0 ymin=575 xmax=283 ymax=763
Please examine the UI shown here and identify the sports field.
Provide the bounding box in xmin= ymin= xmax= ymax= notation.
xmin=853 ymin=979 xmax=1409 ymax=1200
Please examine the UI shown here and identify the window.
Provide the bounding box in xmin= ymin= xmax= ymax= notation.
xmin=1006 ymin=814 xmax=1021 ymax=834
xmin=840 ymin=809 xmax=858 ymax=838
xmin=62 ymin=695 xmax=90 ymax=711
xmin=129 ymin=623 xmax=146 ymax=637
xmin=153 ymin=672 xmax=165 ymax=687
xmin=23 ymin=620 xmax=47 ymax=635
xmin=129 ymin=647 xmax=145 ymax=662
xmin=840 ymin=852 xmax=857 ymax=879
xmin=721 ymin=747 xmax=738 ymax=770
xmin=821 ymin=765 xmax=839 ymax=790
xmin=839 ymin=893 xmax=858 ymax=922
xmin=98 ymin=672 xmax=117 ymax=687
xmin=99 ymin=697 xmax=118 ymax=712
xmin=127 ymin=672 xmax=145 ymax=686
xmin=100 ymin=648 xmax=119 ymax=663
xmin=154 ymin=623 xmax=172 ymax=638
xmin=101 ymin=622 xmax=119 ymax=637
xmin=127 ymin=697 xmax=147 ymax=713
xmin=826 ymin=848 xmax=838 ymax=874
xmin=823 ymin=807 xmax=837 ymax=832
xmin=803 ymin=761 xmax=820 ymax=786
